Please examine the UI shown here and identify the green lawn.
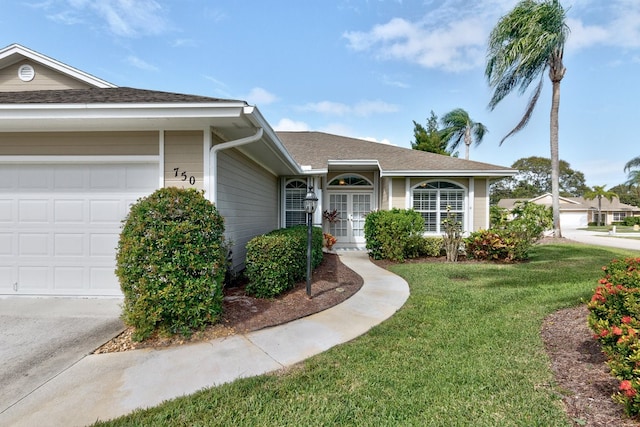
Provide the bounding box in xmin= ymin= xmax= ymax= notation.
xmin=96 ymin=243 xmax=635 ymax=427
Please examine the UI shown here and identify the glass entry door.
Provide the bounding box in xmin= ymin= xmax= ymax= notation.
xmin=328 ymin=192 xmax=372 ymax=244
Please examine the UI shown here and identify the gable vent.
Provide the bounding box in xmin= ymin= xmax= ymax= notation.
xmin=18 ymin=64 xmax=35 ymax=82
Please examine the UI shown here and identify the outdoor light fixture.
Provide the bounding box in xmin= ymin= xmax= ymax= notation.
xmin=304 ymin=186 xmax=318 ymax=297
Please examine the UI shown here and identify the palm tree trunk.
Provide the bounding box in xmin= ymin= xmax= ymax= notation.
xmin=550 ymin=78 xmax=562 ymax=237
xmin=464 ymin=126 xmax=471 ymax=160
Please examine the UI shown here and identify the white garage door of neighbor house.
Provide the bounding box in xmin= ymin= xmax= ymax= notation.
xmin=0 ymin=163 xmax=158 ymax=296
xmin=560 ymin=212 xmax=588 ymax=229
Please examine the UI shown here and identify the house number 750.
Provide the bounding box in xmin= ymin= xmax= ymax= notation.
xmin=173 ymin=167 xmax=196 ymax=185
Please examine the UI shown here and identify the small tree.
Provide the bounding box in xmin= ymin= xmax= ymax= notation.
xmin=584 ymin=185 xmax=618 ymax=226
xmin=442 ymin=207 xmax=463 ymax=262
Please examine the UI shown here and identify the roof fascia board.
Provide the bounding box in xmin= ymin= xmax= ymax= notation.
xmin=0 ymin=104 xmax=248 ymax=120
xmin=241 ymin=105 xmax=303 ymax=175
xmin=0 ymin=44 xmax=116 ymax=88
xmin=380 ymin=170 xmax=517 ymax=177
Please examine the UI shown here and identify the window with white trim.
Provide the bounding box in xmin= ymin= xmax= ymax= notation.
xmin=284 ymin=179 xmax=308 ymax=227
xmin=328 ymin=174 xmax=373 ymax=187
xmin=613 ymin=212 xmax=627 ymax=222
xmin=412 ymin=181 xmax=465 ymax=233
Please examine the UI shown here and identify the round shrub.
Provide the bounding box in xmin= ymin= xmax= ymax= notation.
xmin=116 ymin=187 xmax=226 ymax=341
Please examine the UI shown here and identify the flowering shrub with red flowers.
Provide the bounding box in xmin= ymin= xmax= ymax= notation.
xmin=588 ymin=257 xmax=640 ymax=417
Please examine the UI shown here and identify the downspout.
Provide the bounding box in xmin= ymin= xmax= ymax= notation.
xmin=209 ymin=127 xmax=263 ymax=205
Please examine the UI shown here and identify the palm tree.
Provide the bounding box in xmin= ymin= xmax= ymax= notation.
xmin=584 ymin=185 xmax=618 ymax=226
xmin=439 ymin=108 xmax=488 ymax=160
xmin=624 ymin=156 xmax=640 ymax=172
xmin=486 ymin=0 xmax=569 ymax=237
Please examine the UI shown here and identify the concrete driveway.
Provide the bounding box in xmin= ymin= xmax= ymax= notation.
xmin=562 ymin=228 xmax=640 ymax=252
xmin=0 ymin=297 xmax=124 ymax=414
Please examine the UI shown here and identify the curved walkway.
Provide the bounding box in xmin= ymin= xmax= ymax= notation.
xmin=1 ymin=251 xmax=409 ymax=427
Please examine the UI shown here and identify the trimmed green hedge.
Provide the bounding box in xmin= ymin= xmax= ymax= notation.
xmin=364 ymin=209 xmax=429 ymax=262
xmin=116 ymin=188 xmax=226 ymax=342
xmin=245 ymin=225 xmax=323 ymax=298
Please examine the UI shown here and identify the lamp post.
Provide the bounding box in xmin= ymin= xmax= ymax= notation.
xmin=304 ymin=186 xmax=318 ymax=297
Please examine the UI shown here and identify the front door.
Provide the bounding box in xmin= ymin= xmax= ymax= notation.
xmin=328 ymin=192 xmax=372 ymax=245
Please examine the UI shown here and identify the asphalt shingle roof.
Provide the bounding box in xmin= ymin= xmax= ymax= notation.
xmin=0 ymin=87 xmax=243 ymax=104
xmin=277 ymin=131 xmax=514 ymax=174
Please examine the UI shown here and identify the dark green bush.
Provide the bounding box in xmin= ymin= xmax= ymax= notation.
xmin=116 ymin=188 xmax=227 ymax=342
xmin=245 ymin=225 xmax=323 ymax=298
xmin=404 ymin=236 xmax=444 ymax=259
xmin=365 ymin=209 xmax=425 ymax=262
xmin=623 ymin=216 xmax=640 ymax=226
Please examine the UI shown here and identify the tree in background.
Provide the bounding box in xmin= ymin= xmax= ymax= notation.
xmin=486 ymin=0 xmax=569 ymax=237
xmin=490 ymin=156 xmax=587 ymax=204
xmin=584 ymin=185 xmax=618 ymax=226
xmin=624 ymin=156 xmax=640 ymax=173
xmin=411 ymin=111 xmax=454 ymax=156
xmin=439 ymin=108 xmax=488 ymax=160
xmin=610 ymin=170 xmax=640 ymax=208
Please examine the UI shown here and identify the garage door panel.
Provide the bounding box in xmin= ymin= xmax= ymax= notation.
xmin=19 ymin=167 xmax=52 ymax=189
xmin=54 ymin=268 xmax=84 ymax=289
xmin=0 ymin=233 xmax=12 ymax=254
xmin=90 ymin=234 xmax=119 ymax=256
xmin=54 ymin=167 xmax=84 ymax=189
xmin=0 ymin=200 xmax=12 ymax=221
xmin=90 ymin=200 xmax=122 ymax=223
xmin=54 ymin=234 xmax=84 ymax=256
xmin=19 ymin=200 xmax=48 ymax=222
xmin=18 ymin=267 xmax=50 ymax=290
xmin=1 ymin=162 xmax=158 ymax=296
xmin=90 ymin=268 xmax=118 ymax=290
xmin=19 ymin=234 xmax=49 ymax=256
xmin=54 ymin=200 xmax=85 ymax=222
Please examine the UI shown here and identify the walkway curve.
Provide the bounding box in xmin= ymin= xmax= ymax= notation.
xmin=1 ymin=251 xmax=409 ymax=427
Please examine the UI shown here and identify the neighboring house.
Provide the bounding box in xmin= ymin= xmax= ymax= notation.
xmin=497 ymin=193 xmax=640 ymax=228
xmin=0 ymin=44 xmax=515 ymax=297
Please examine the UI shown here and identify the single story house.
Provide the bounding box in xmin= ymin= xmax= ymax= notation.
xmin=497 ymin=193 xmax=640 ymax=228
xmin=0 ymin=43 xmax=515 ymax=297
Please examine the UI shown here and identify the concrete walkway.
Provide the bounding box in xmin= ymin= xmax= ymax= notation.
xmin=0 ymin=251 xmax=409 ymax=427
xmin=562 ymin=228 xmax=640 ymax=252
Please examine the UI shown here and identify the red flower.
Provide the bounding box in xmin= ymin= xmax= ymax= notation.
xmin=622 ymin=316 xmax=633 ymax=324
xmin=600 ymin=329 xmax=609 ymax=338
xmin=613 ymin=326 xmax=623 ymax=336
xmin=620 ymin=380 xmax=633 ymax=391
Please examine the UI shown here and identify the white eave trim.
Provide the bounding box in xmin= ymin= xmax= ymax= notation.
xmin=0 ymin=103 xmax=248 ymax=120
xmin=0 ymin=43 xmax=116 ymax=88
xmin=380 ymin=169 xmax=517 ymax=177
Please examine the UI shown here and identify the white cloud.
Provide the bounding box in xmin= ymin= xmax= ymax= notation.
xmin=273 ymin=118 xmax=310 ymax=131
xmin=344 ymin=15 xmax=487 ymax=72
xmin=565 ymin=18 xmax=609 ymax=51
xmin=243 ymin=87 xmax=279 ymax=105
xmin=343 ymin=0 xmax=640 ymax=71
xmin=126 ymin=55 xmax=158 ymax=71
xmin=40 ymin=0 xmax=170 ymax=37
xmin=299 ymin=100 xmax=398 ymax=117
xmin=361 ymin=136 xmax=393 ymax=145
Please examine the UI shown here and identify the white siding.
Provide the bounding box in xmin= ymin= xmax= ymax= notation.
xmin=216 ymin=149 xmax=278 ymax=271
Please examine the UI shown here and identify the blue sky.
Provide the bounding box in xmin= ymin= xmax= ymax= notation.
xmin=2 ymin=0 xmax=639 ymax=188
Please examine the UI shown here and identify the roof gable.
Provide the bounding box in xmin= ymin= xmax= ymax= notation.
xmin=0 ymin=44 xmax=115 ymax=90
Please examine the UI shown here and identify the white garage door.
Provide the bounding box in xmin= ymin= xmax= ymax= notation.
xmin=560 ymin=212 xmax=588 ymax=229
xmin=0 ymin=163 xmax=158 ymax=296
